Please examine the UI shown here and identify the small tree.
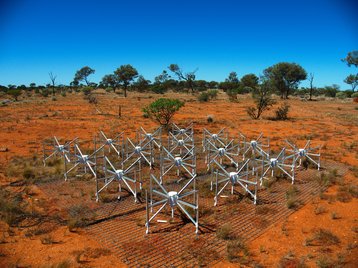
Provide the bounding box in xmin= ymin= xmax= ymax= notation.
xmin=49 ymin=72 xmax=57 ymax=96
xmin=308 ymin=73 xmax=315 ymax=100
xmin=101 ymin=74 xmax=118 ymax=92
xmin=240 ymin=73 xmax=259 ymax=90
xmin=74 ymin=66 xmax=95 ymax=86
xmin=246 ymin=79 xmax=276 ymax=120
xmin=342 ymin=51 xmax=358 ymax=67
xmin=344 ymin=74 xmax=358 ymax=92
xmin=132 ymin=75 xmax=151 ymax=92
xmin=264 ymin=62 xmax=307 ymax=99
xmin=8 ymin=89 xmax=21 ymax=101
xmin=114 ymin=64 xmax=138 ymax=97
xmin=168 ymin=64 xmax=197 ymax=93
xmin=143 ymin=98 xmax=184 ymax=128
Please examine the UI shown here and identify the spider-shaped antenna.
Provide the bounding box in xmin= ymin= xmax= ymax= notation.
xmin=95 ymin=156 xmax=140 ymax=202
xmin=43 ymin=136 xmax=78 ymax=166
xmin=123 ymin=137 xmax=154 ymax=169
xmin=145 ymin=173 xmax=199 ymax=234
xmin=171 ymin=122 xmax=194 ymax=142
xmin=202 ymin=128 xmax=229 ymax=152
xmin=160 ymin=145 xmax=196 ymax=184
xmin=136 ymin=126 xmax=162 ymax=149
xmin=284 ymin=140 xmax=321 ymax=170
xmin=64 ymin=143 xmax=97 ymax=180
xmin=259 ymin=148 xmax=295 ymax=186
xmin=167 ymin=131 xmax=195 ymax=160
xmin=205 ymin=139 xmax=239 ymax=170
xmin=212 ymin=159 xmax=257 ymax=206
xmin=239 ymin=132 xmax=270 ymax=160
xmin=95 ymin=131 xmax=124 ymax=156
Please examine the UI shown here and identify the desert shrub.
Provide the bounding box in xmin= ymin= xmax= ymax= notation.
xmin=331 ymin=212 xmax=340 ymax=219
xmin=278 ymin=252 xmax=308 ymax=268
xmin=207 ymin=114 xmax=214 ymax=123
xmin=88 ymin=95 xmax=98 ymax=104
xmin=305 ymin=228 xmax=340 ymax=246
xmin=315 ymin=169 xmax=341 ymax=186
xmin=246 ymin=80 xmax=276 ymax=119
xmin=336 ymin=91 xmax=347 ymax=99
xmin=82 ymin=86 xmax=92 ymax=95
xmin=67 ymin=205 xmax=95 ymax=231
xmin=226 ymin=238 xmax=250 ymax=263
xmin=23 ymin=167 xmax=36 ymax=180
xmin=48 ymin=260 xmax=72 ymax=268
xmin=198 ymin=89 xmax=218 ymax=102
xmin=0 ymin=188 xmax=26 ymax=226
xmin=142 ymin=98 xmax=184 ymax=128
xmin=216 ymin=223 xmax=236 ymax=240
xmin=207 ymin=89 xmax=218 ymax=99
xmin=41 ymin=234 xmax=57 ymax=245
xmin=8 ymin=89 xmax=21 ymax=101
xmin=314 ymin=205 xmax=327 ymax=215
xmin=286 ymin=185 xmax=300 ymax=209
xmin=275 ymin=102 xmax=290 ymax=120
xmin=40 ymin=88 xmax=49 ymax=97
xmin=316 ymin=255 xmax=335 ymax=268
xmin=198 ymin=92 xmax=209 ymax=102
xmin=352 ymin=92 xmax=358 ymax=98
xmin=226 ymin=88 xmax=239 ymax=101
xmin=61 ymin=91 xmax=66 ymax=97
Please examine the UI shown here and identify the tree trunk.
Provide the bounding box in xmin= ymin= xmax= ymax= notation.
xmin=124 ymin=86 xmax=127 ymax=98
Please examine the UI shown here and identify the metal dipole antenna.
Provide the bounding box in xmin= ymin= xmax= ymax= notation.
xmin=43 ymin=136 xmax=78 ymax=166
xmin=145 ymin=173 xmax=199 ymax=234
xmin=205 ymin=139 xmax=240 ymax=170
xmin=259 ymin=148 xmax=296 ymax=186
xmin=95 ymin=156 xmax=139 ymax=202
xmin=202 ymin=128 xmax=229 ymax=152
xmin=212 ymin=159 xmax=258 ymax=206
xmin=64 ymin=143 xmax=97 ymax=181
xmin=284 ymin=139 xmax=321 ymax=170
xmin=160 ymin=145 xmax=196 ymax=184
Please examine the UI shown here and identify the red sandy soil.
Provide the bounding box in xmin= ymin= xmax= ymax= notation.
xmin=0 ymin=91 xmax=357 ymax=267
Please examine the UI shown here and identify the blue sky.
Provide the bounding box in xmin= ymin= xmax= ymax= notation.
xmin=0 ymin=0 xmax=357 ymax=89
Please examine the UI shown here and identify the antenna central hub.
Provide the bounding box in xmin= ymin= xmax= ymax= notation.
xmin=115 ymin=169 xmax=124 ymax=178
xmin=250 ymin=140 xmax=257 ymax=148
xmin=218 ymin=148 xmax=226 ymax=156
xmin=168 ymin=191 xmax=178 ymax=207
xmin=229 ymin=172 xmax=238 ymax=183
xmin=212 ymin=134 xmax=218 ymax=140
xmin=135 ymin=146 xmax=141 ymax=153
xmin=174 ymin=157 xmax=183 ymax=166
xmin=299 ymin=148 xmax=306 ymax=157
xmin=270 ymin=158 xmax=278 ymax=167
xmin=178 ymin=139 xmax=184 ymax=146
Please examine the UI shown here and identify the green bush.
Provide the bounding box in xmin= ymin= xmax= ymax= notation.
xmin=41 ymin=88 xmax=49 ymax=97
xmin=198 ymin=92 xmax=209 ymax=102
xmin=8 ymin=89 xmax=22 ymax=101
xmin=336 ymin=92 xmax=347 ymax=99
xmin=142 ymin=98 xmax=184 ymax=127
xmin=351 ymin=92 xmax=358 ymax=98
xmin=82 ymin=86 xmax=92 ymax=96
xmin=275 ymin=103 xmax=290 ymax=120
xmin=216 ymin=223 xmax=236 ymax=240
xmin=207 ymin=89 xmax=218 ymax=99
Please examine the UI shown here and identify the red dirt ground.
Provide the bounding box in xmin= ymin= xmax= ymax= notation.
xmin=0 ymin=91 xmax=357 ymax=267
